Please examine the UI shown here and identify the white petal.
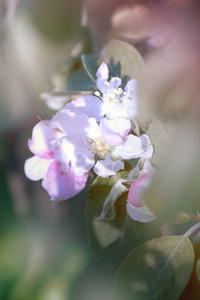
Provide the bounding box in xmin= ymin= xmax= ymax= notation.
xmin=125 ymin=79 xmax=137 ymax=96
xmin=126 ymin=202 xmax=156 ymax=223
xmin=94 ymin=153 xmax=124 ymax=177
xmin=24 ymin=156 xmax=53 ymax=181
xmin=50 ymin=136 xmax=95 ymax=175
xmin=109 ymin=77 xmax=122 ymax=89
xmin=96 ymin=63 xmax=109 ymax=94
xmin=64 ymin=95 xmax=104 ymax=122
xmin=114 ymin=134 xmax=153 ymax=160
xmin=51 ymin=110 xmax=89 ymax=137
xmin=100 ymin=118 xmax=131 ymax=146
xmin=138 ymin=135 xmax=154 ymax=158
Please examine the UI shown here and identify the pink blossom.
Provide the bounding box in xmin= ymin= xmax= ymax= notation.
xmin=24 ymin=119 xmax=88 ymax=200
xmin=126 ymin=171 xmax=156 ymax=223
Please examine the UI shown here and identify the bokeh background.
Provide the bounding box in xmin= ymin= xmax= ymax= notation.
xmin=1 ymin=0 xmax=200 ymax=299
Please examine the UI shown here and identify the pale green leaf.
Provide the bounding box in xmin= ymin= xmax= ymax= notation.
xmin=145 ymin=118 xmax=200 ymax=220
xmin=98 ymin=39 xmax=145 ymax=85
xmin=147 ymin=115 xmax=182 ymax=165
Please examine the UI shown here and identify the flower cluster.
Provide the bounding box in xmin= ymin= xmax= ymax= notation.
xmin=24 ymin=63 xmax=153 ymax=202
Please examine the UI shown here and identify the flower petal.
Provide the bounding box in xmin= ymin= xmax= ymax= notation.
xmin=64 ymin=95 xmax=105 ymax=122
xmin=128 ymin=172 xmax=149 ymax=207
xmin=51 ymin=110 xmax=99 ymax=139
xmin=100 ymin=118 xmax=131 ymax=146
xmin=46 ymin=161 xmax=88 ymax=200
xmin=126 ymin=202 xmax=156 ymax=223
xmin=28 ymin=120 xmax=62 ymax=159
xmin=49 ymin=136 xmax=95 ymax=175
xmin=96 ymin=63 xmax=109 ymax=94
xmin=109 ymin=77 xmax=122 ymax=89
xmin=24 ymin=156 xmax=53 ymax=181
xmin=94 ymin=153 xmax=124 ymax=177
xmin=113 ymin=134 xmax=153 ymax=160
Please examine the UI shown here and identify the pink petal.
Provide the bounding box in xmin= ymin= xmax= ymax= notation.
xmin=28 ymin=120 xmax=62 ymax=159
xmin=46 ymin=161 xmax=88 ymax=200
xmin=128 ymin=172 xmax=149 ymax=207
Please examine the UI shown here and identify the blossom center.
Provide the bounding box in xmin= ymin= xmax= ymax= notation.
xmin=88 ymin=137 xmax=110 ymax=159
xmin=95 ymin=81 xmax=124 ymax=104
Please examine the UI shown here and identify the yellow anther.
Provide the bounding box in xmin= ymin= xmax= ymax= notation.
xmin=88 ymin=137 xmax=110 ymax=159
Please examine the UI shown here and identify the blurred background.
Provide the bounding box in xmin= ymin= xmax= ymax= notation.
xmin=1 ymin=0 xmax=200 ymax=299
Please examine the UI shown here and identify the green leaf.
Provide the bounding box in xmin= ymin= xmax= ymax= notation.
xmin=112 ymin=236 xmax=194 ymax=300
xmin=81 ymin=54 xmax=99 ymax=82
xmin=145 ymin=118 xmax=200 ymax=221
xmin=147 ymin=115 xmax=182 ymax=165
xmin=99 ymin=39 xmax=145 ymax=85
xmin=66 ymin=67 xmax=96 ymax=91
xmin=86 ymin=164 xmax=161 ymax=270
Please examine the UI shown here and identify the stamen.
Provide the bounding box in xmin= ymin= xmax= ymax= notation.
xmin=104 ymin=81 xmax=110 ymax=87
xmin=88 ymin=137 xmax=110 ymax=159
xmin=37 ymin=115 xmax=49 ymax=127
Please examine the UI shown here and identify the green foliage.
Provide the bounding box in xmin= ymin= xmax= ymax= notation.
xmin=86 ymin=164 xmax=161 ymax=270
xmin=81 ymin=54 xmax=99 ymax=83
xmin=145 ymin=118 xmax=200 ymax=222
xmin=82 ymin=40 xmax=145 ymax=87
xmin=112 ymin=236 xmax=194 ymax=300
xmin=99 ymin=40 xmax=145 ymax=85
xmin=66 ymin=67 xmax=95 ymax=92
xmin=147 ymin=115 xmax=182 ymax=165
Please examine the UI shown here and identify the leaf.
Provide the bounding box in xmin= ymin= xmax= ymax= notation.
xmin=147 ymin=115 xmax=182 ymax=165
xmin=145 ymin=118 xmax=200 ymax=221
xmin=98 ymin=39 xmax=145 ymax=85
xmin=112 ymin=236 xmax=194 ymax=300
xmin=81 ymin=54 xmax=99 ymax=82
xmin=66 ymin=67 xmax=96 ymax=91
xmin=86 ymin=164 xmax=161 ymax=270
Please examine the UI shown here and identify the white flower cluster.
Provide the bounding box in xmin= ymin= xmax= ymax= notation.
xmin=24 ymin=63 xmax=153 ymax=218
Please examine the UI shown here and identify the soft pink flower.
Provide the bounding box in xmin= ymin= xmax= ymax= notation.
xmin=24 ymin=119 xmax=88 ymax=200
xmin=126 ymin=171 xmax=156 ymax=223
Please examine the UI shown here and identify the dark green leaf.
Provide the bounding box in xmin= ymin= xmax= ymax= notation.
xmin=66 ymin=67 xmax=96 ymax=91
xmin=81 ymin=54 xmax=99 ymax=82
xmin=112 ymin=236 xmax=194 ymax=300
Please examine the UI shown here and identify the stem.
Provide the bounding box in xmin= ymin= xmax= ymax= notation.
xmin=184 ymin=222 xmax=200 ymax=238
